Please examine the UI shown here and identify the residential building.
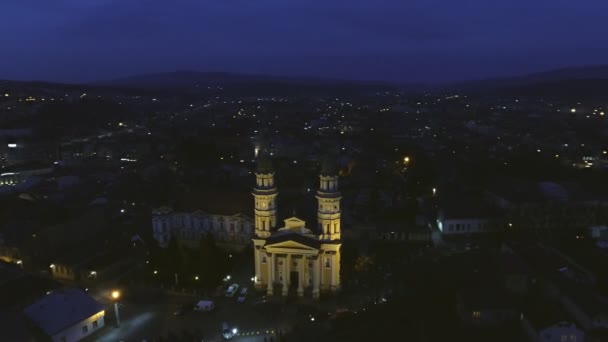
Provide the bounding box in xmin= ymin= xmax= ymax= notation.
xmin=23 ymin=289 xmax=105 ymax=342
xmin=457 ymin=287 xmax=521 ymax=327
xmin=522 ymin=300 xmax=583 ymax=342
xmin=152 ymin=207 xmax=253 ymax=251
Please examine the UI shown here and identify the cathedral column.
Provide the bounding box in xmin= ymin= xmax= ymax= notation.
xmin=331 ymin=252 xmax=340 ymax=291
xmin=266 ymin=253 xmax=274 ymax=295
xmin=312 ymin=255 xmax=320 ymax=299
xmin=282 ymin=254 xmax=290 ymax=296
xmin=254 ymin=248 xmax=261 ymax=288
xmin=297 ymin=255 xmax=304 ymax=297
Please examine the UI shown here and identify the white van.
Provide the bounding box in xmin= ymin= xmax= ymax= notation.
xmin=193 ymin=300 xmax=215 ymax=312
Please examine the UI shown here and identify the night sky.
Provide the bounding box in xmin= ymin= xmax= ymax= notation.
xmin=2 ymin=0 xmax=607 ymax=83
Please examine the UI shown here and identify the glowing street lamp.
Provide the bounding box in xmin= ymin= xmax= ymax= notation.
xmin=111 ymin=290 xmax=121 ymax=327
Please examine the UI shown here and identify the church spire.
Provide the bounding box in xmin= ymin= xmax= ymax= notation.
xmin=316 ymin=154 xmax=341 ymax=240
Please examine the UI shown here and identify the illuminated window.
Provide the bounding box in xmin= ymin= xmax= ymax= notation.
xmin=472 ymin=311 xmax=481 ymax=319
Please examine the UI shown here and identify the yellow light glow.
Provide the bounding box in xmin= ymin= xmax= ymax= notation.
xmin=571 ymin=108 xmax=576 ymax=113
xmin=111 ymin=290 xmax=120 ymax=300
xmin=403 ymin=156 xmax=410 ymax=164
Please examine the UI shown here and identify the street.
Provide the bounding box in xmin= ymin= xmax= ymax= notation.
xmin=86 ymin=284 xmax=321 ymax=342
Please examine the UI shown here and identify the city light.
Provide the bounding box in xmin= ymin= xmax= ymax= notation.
xmin=49 ymin=264 xmax=55 ymax=269
xmin=111 ymin=290 xmax=120 ymax=300
xmin=153 ymin=270 xmax=158 ymax=274
xmin=7 ymin=143 xmax=17 ymax=148
xmin=195 ymin=276 xmax=199 ymax=280
xmin=571 ymin=108 xmax=576 ymax=113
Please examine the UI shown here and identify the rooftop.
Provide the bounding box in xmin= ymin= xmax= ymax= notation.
xmin=23 ymin=289 xmax=103 ymax=336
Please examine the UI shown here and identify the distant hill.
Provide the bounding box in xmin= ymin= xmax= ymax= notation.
xmin=93 ymin=70 xmax=395 ymax=90
xmin=448 ymin=65 xmax=608 ymax=98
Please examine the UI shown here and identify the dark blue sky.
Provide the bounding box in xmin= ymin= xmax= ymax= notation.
xmin=1 ymin=0 xmax=607 ymax=83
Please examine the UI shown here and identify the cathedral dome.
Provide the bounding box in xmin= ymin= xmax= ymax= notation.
xmin=320 ymin=155 xmax=338 ymax=176
xmin=256 ymin=154 xmax=274 ymax=174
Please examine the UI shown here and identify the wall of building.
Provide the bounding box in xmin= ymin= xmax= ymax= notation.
xmin=51 ymin=264 xmax=77 ymax=282
xmin=152 ymin=209 xmax=253 ymax=250
xmin=440 ymin=218 xmax=490 ymax=235
xmin=51 ymin=310 xmax=104 ymax=342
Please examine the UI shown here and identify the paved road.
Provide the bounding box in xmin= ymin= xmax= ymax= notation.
xmin=87 ymin=286 xmax=315 ymax=342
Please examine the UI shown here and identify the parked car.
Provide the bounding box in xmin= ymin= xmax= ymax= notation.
xmin=225 ymin=284 xmax=239 ymax=298
xmin=222 ymin=322 xmax=238 ymax=340
xmin=237 ymin=287 xmax=248 ymax=303
xmin=193 ymin=300 xmax=215 ymax=312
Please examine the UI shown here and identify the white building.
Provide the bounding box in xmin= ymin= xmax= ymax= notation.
xmin=152 ymin=207 xmax=254 ymax=251
xmin=23 ymin=289 xmax=105 ymax=342
xmin=436 ymin=196 xmax=499 ymax=235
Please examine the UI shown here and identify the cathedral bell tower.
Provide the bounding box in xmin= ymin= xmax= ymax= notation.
xmin=252 ymin=155 xmax=277 ymax=291
xmin=252 ymin=155 xmax=278 ymax=238
xmin=316 ymin=156 xmax=341 ymax=240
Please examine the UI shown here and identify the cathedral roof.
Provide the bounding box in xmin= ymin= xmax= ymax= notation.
xmin=265 ymin=232 xmax=321 ymax=249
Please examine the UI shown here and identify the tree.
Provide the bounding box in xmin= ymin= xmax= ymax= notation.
xmin=197 ymin=233 xmax=224 ymax=291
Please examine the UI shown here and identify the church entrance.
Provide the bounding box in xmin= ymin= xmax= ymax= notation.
xmin=289 ymin=271 xmax=299 ymax=289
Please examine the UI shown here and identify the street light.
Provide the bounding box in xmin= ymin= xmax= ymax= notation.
xmin=111 ymin=290 xmax=121 ymax=327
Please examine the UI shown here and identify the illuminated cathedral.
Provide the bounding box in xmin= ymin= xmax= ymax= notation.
xmin=252 ymin=156 xmax=341 ymax=298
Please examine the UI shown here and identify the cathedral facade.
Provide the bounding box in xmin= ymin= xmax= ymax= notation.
xmin=252 ymin=159 xmax=341 ymax=298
